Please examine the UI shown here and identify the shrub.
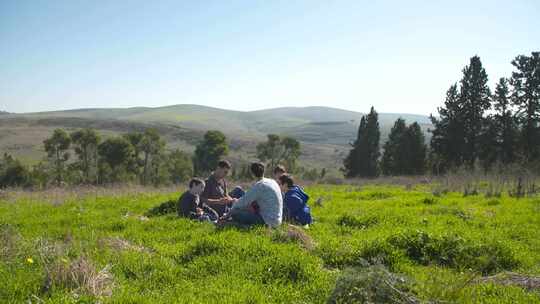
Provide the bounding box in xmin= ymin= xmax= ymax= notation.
xmin=145 ymin=199 xmax=177 ymax=217
xmin=359 ymin=241 xmax=402 ymax=271
xmin=327 ymin=265 xmax=417 ymax=304
xmin=317 ymin=243 xmax=359 ymax=269
xmin=486 ymin=199 xmax=501 ymax=206
xmin=422 ymin=197 xmax=438 ymax=205
xmin=260 ymin=257 xmax=312 ymax=284
xmin=364 ymin=191 xmax=393 ymax=200
xmin=337 ymin=215 xmax=379 ymax=229
xmin=271 ymin=225 xmax=316 ymax=250
xmin=388 ymin=230 xmax=519 ymax=274
xmin=177 ymin=238 xmax=227 ymax=264
xmin=0 ymin=154 xmax=31 ymax=188
xmin=317 ymin=240 xmax=401 ymax=271
xmin=460 ymin=242 xmax=521 ymax=275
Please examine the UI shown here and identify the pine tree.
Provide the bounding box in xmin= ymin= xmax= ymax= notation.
xmin=404 ymin=122 xmax=427 ymax=175
xmin=429 ymin=84 xmax=466 ymax=173
xmin=381 ymin=119 xmax=426 ymax=175
xmin=459 ymin=55 xmax=491 ymax=167
xmin=343 ymin=106 xmax=380 ymax=177
xmin=510 ymin=52 xmax=540 ymax=161
xmin=478 ymin=116 xmax=499 ymax=172
xmin=492 ymin=78 xmax=519 ymax=164
xmin=343 ymin=116 xmax=366 ymax=177
xmin=381 ymin=118 xmax=407 ymax=175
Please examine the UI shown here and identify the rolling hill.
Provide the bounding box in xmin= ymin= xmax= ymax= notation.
xmin=0 ymin=105 xmax=432 ymax=169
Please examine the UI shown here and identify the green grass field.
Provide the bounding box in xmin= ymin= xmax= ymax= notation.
xmin=1 ymin=184 xmax=539 ymax=303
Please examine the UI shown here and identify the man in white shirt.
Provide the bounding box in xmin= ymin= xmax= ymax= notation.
xmin=228 ymin=162 xmax=283 ymax=228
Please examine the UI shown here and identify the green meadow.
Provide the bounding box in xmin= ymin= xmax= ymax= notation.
xmin=1 ymin=184 xmax=539 ymax=303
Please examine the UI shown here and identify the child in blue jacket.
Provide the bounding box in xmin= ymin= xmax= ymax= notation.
xmin=278 ymin=174 xmax=313 ymax=226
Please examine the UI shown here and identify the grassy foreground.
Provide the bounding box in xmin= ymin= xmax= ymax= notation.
xmin=1 ymin=184 xmax=539 ymax=303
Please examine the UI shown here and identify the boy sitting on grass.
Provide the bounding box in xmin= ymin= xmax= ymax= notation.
xmin=223 ymin=162 xmax=283 ymax=228
xmin=278 ymin=174 xmax=312 ymax=226
xmin=178 ymin=178 xmax=219 ymax=223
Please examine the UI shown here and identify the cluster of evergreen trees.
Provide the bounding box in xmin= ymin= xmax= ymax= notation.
xmin=344 ymin=52 xmax=539 ymax=177
xmin=343 ymin=107 xmax=427 ymax=177
xmin=431 ymin=52 xmax=540 ymax=173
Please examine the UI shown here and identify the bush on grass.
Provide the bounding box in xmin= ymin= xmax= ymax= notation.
xmin=145 ymin=199 xmax=177 ymax=217
xmin=327 ymin=264 xmax=418 ymax=304
xmin=388 ymin=230 xmax=519 ymax=275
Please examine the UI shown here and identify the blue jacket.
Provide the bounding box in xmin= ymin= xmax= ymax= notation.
xmin=283 ymin=186 xmax=312 ymax=225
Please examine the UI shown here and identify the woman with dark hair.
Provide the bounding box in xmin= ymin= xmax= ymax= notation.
xmin=278 ymin=174 xmax=312 ymax=226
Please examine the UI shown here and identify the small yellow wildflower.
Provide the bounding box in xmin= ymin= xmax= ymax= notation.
xmin=26 ymin=257 xmax=34 ymax=264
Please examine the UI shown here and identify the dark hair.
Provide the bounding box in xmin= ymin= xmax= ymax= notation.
xmin=189 ymin=178 xmax=205 ymax=188
xmin=250 ymin=162 xmax=265 ymax=178
xmin=278 ymin=174 xmax=294 ymax=188
xmin=217 ymin=160 xmax=232 ymax=169
xmin=273 ymin=165 xmax=286 ymax=175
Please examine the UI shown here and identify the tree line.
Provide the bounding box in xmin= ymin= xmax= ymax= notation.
xmin=1 ymin=128 xmax=193 ymax=188
xmin=344 ymin=52 xmax=539 ymax=177
xmin=0 ymin=128 xmax=305 ymax=188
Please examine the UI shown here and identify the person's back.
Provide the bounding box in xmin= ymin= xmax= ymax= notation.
xmin=229 ymin=162 xmax=283 ymax=227
xmin=178 ymin=190 xmax=198 ymax=218
xmin=279 ymin=174 xmax=312 ymax=226
xmin=249 ymin=178 xmax=283 ymax=227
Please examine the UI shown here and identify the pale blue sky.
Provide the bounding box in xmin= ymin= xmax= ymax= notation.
xmin=1 ymin=0 xmax=539 ymax=115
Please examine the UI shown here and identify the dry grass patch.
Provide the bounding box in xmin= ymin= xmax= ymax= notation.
xmin=271 ymin=224 xmax=316 ymax=251
xmin=0 ymin=224 xmax=22 ymax=260
xmin=33 ymin=238 xmax=115 ymax=298
xmin=42 ymin=256 xmax=114 ymax=298
xmin=99 ymin=236 xmax=152 ymax=253
xmin=1 ymin=184 xmax=179 ymax=204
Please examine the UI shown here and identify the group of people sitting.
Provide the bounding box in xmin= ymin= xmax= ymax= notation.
xmin=177 ymin=160 xmax=313 ymax=228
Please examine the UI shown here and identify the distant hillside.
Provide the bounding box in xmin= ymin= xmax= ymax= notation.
xmin=0 ymin=104 xmax=432 ymax=168
xmin=8 ymin=104 xmax=431 ymax=142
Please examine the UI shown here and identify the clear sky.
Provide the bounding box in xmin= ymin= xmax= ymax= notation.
xmin=1 ymin=0 xmax=539 ymax=115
